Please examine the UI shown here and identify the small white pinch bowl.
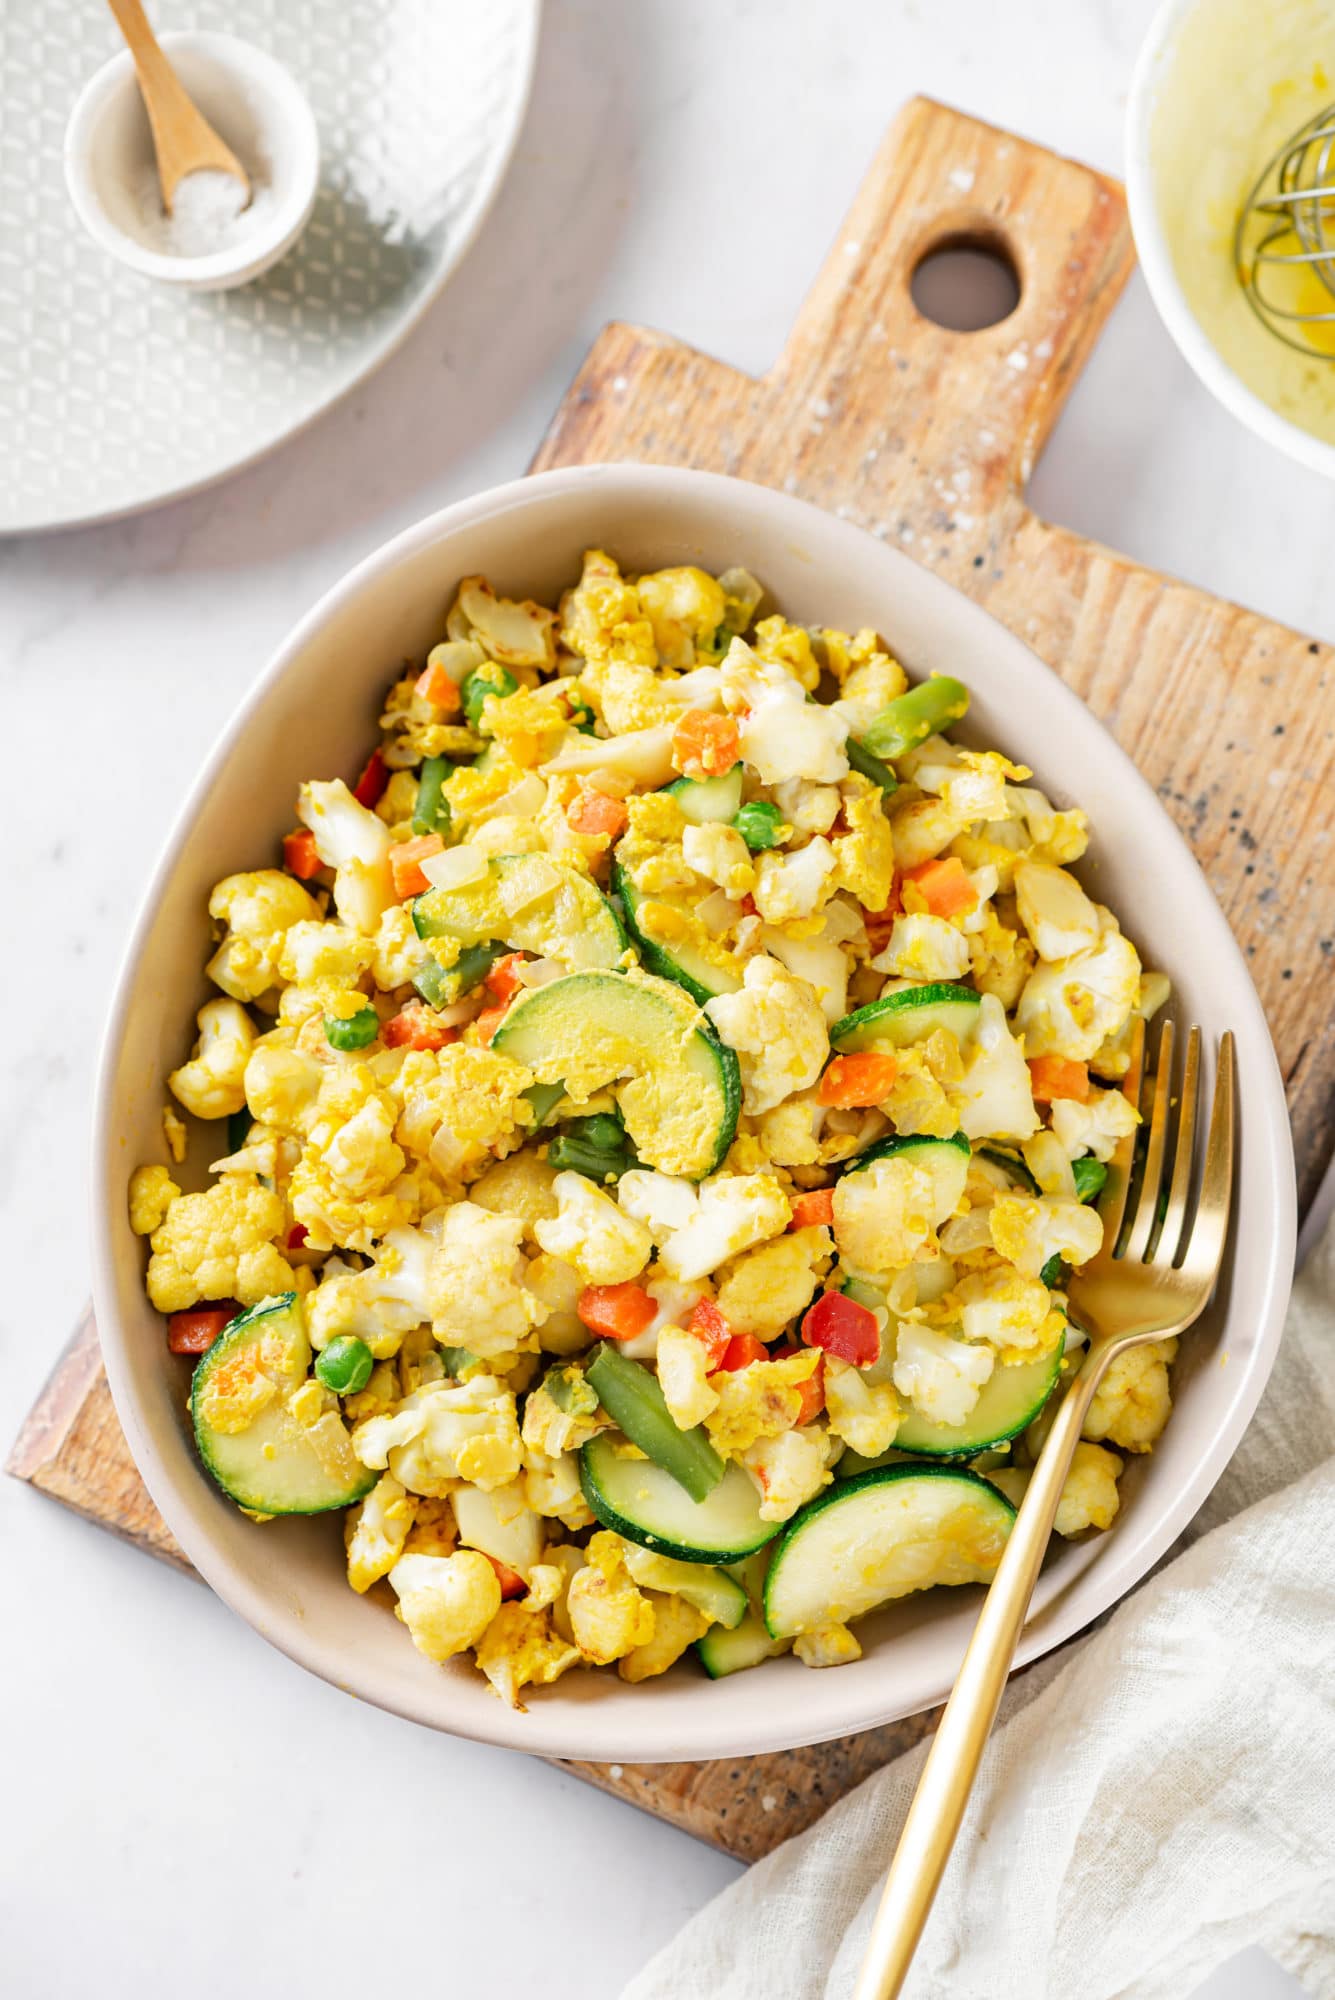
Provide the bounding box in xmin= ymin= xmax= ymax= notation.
xmin=64 ymin=30 xmax=319 ymax=293
xmin=92 ymin=466 xmax=1296 ymax=1765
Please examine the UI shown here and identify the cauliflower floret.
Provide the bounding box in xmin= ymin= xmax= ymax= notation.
xmin=705 ymin=1350 xmax=821 ymax=1454
xmin=760 ymin=924 xmax=852 ymax=1027
xmin=616 ymin=1168 xmax=701 ymax=1243
xmin=889 ymin=794 xmax=968 ymax=870
xmin=635 ymin=564 xmax=727 ymax=666
xmin=704 ymin=956 xmax=829 ymax=1115
xmin=990 ymin=1192 xmax=1104 ymax=1278
xmin=831 ymin=777 xmax=897 ymax=912
xmin=872 ymin=914 xmax=971 ymax=984
xmin=455 ymin=574 xmax=559 ymax=669
xmin=738 ymin=684 xmax=849 ymax=786
xmin=1054 ymin=1441 xmax=1124 ymax=1535
xmin=1008 ymin=785 xmax=1089 ymax=864
xmin=751 ymin=839 xmax=838 ymax=926
xmin=953 ymin=1264 xmax=1055 ymax=1353
xmin=656 ymin=1322 xmax=720 ymax=1430
xmin=714 ymin=1226 xmax=833 ymax=1338
xmin=206 ymin=870 xmax=321 ymax=1001
xmin=145 ymin=1178 xmax=295 ymax=1312
xmin=952 ymin=992 xmax=1040 ymax=1142
xmin=242 ymin=1038 xmax=324 ymax=1136
xmin=892 ymin=1321 xmax=995 ymax=1427
xmin=369 ymin=904 xmax=431 ymax=991
xmin=823 ymin=1356 xmax=902 ymax=1457
xmin=682 ymin=821 xmax=755 ymax=898
xmin=296 ymin=779 xmax=396 ymax=935
xmin=654 ymin=1173 xmax=793 ymax=1284
xmin=566 ymin=1531 xmax=657 ymax=1664
xmin=474 ymin=1563 xmax=582 ymax=1708
xmin=345 ymin=1473 xmax=418 ymax=1593
xmin=1016 ymin=918 xmax=1142 ymax=1062
xmin=618 ymin=1590 xmax=712 ymax=1682
xmin=1013 ymin=862 xmax=1102 ymax=963
xmin=741 ymin=1423 xmax=837 ymax=1522
xmin=128 ymin=1163 xmax=180 ymax=1237
xmin=756 ymin=1098 xmax=822 ymax=1166
xmin=521 ymin=1368 xmax=606 ymax=1456
xmin=429 ymin=1202 xmax=548 ymax=1356
xmin=277 ymin=921 xmax=376 ymax=987
xmin=831 ymin=650 xmax=908 ymax=733
xmin=392 ymin=1044 xmax=534 ymax=1177
xmin=353 ymin=1375 xmax=523 ymax=1493
xmin=794 ymin=1623 xmax=863 ymax=1669
xmin=1082 ymin=1338 xmax=1176 ymax=1452
xmin=305 ymin=1224 xmax=434 ymax=1357
xmin=968 ymin=909 xmax=1036 ymax=1010
xmin=773 ymin=778 xmax=839 ymax=834
xmin=832 ymin=1154 xmax=957 ymax=1275
xmin=467 ymin=1149 xmax=559 ymax=1237
xmin=387 ymin=1549 xmax=501 ymax=1661
xmin=526 ymin=1254 xmax=591 ymax=1357
xmin=534 ymin=1172 xmax=652 ymax=1286
xmin=1050 ymin=1088 xmax=1140 ymax=1163
xmin=167 ymin=998 xmax=256 ymax=1121
xmin=523 ymin=1446 xmax=594 ymax=1531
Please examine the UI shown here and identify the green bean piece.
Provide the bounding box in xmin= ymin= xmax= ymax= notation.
xmin=861 ymin=676 xmax=970 ymax=760
xmin=546 ymin=1134 xmax=630 ymax=1182
xmin=411 ymin=755 xmax=453 ymax=838
xmin=585 ymin=1343 xmax=725 ymax=1501
xmin=440 ymin=1345 xmax=486 ymax=1379
xmin=314 ymin=1335 xmax=375 ymax=1395
xmin=1040 ymin=1253 xmax=1068 ymax=1289
xmin=323 ymin=1006 xmax=380 ymax=1052
xmin=413 ymin=939 xmax=503 ymax=1010
xmin=545 ymin=1365 xmax=599 ymax=1417
xmin=844 ymin=735 xmax=899 ymax=792
xmin=1072 ymin=1157 xmax=1109 ymax=1204
xmin=732 ymin=800 xmax=786 ymax=851
xmin=462 ymin=662 xmax=520 ymax=729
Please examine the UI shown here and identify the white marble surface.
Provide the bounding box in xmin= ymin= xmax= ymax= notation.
xmin=1 ymin=2 xmax=1322 ymax=1993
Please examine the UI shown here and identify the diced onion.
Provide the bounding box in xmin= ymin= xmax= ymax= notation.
xmin=420 ymin=844 xmax=488 ymax=892
xmin=515 ymin=957 xmax=564 ymax=988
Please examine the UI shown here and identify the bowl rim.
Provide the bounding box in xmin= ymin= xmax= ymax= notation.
xmin=91 ymin=463 xmax=1297 ymax=1762
xmin=63 ymin=28 xmax=321 ymax=290
xmin=1125 ymin=0 xmax=1335 ymax=481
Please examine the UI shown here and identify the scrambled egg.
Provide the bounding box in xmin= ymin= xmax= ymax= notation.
xmin=134 ymin=548 xmax=1173 ymax=1702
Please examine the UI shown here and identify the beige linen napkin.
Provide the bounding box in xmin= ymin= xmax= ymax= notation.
xmin=624 ymin=1220 xmax=1335 ymax=2000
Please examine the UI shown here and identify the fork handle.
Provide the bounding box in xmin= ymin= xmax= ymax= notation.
xmin=851 ymin=1351 xmax=1106 ymax=2000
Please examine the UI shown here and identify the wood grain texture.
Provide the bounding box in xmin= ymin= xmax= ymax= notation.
xmin=8 ymin=97 xmax=1333 ymax=1862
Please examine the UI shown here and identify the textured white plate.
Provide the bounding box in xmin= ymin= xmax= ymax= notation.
xmin=0 ymin=0 xmax=539 ymax=535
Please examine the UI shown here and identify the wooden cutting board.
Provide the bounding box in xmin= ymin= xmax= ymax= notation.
xmin=8 ymin=98 xmax=1333 ymax=1863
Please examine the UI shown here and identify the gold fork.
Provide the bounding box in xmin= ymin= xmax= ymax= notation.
xmin=853 ymin=1021 xmax=1236 ymax=2000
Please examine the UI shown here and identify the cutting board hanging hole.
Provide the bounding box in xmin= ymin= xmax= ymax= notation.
xmin=910 ymin=236 xmax=1021 ymax=332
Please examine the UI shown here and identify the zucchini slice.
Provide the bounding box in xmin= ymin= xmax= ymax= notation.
xmin=492 ymin=968 xmax=741 ymax=1177
xmin=764 ymin=1463 xmax=1015 ymax=1638
xmin=191 ymin=1295 xmax=375 ymax=1517
xmin=850 ymin=1347 xmax=1064 ymax=1465
xmin=620 ymin=1542 xmax=749 ymax=1628
xmin=831 ymin=982 xmax=982 ymax=1053
xmin=664 ymin=768 xmax=745 ymax=825
xmin=412 ymin=853 xmax=627 ymax=973
xmin=697 ymin=1550 xmax=790 ymax=1677
xmin=840 ymin=1131 xmax=970 ymax=1220
xmin=613 ymin=858 xmax=742 ymax=1005
xmin=580 ymin=1432 xmax=779 ymax=1564
xmin=977 ymin=1146 xmax=1042 ymax=1195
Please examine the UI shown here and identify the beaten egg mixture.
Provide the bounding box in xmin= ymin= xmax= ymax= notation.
xmin=130 ymin=551 xmax=1175 ymax=1706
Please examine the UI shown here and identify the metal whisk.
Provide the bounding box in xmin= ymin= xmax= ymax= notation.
xmin=1236 ymin=104 xmax=1335 ymax=357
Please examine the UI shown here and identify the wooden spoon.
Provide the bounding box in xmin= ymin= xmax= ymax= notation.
xmin=105 ymin=0 xmax=249 ymax=213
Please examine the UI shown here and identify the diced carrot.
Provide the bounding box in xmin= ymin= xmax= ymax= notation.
xmin=718 ymin=1332 xmax=769 ymax=1371
xmin=771 ymin=1345 xmax=826 ymax=1424
xmin=862 ymin=878 xmax=902 ymax=952
xmin=353 ymin=748 xmax=389 ymax=809
xmin=414 ymin=658 xmax=462 ymax=713
xmin=474 ymin=1002 xmax=510 ymax=1044
xmin=383 ymin=1002 xmax=457 ymax=1051
xmin=283 ymin=828 xmax=322 ymax=880
xmin=902 ymin=855 xmax=978 ymax=919
xmin=166 ymin=1306 xmax=237 ymax=1355
xmin=1028 ymin=1054 xmax=1090 ymax=1103
xmin=788 ymin=1187 xmax=835 ymax=1230
xmin=389 ymin=833 xmax=445 ymax=898
xmin=817 ymin=1052 xmax=899 ymax=1108
xmin=578 ymin=1283 xmax=658 ymax=1341
xmin=671 ymin=708 xmax=740 ymax=780
xmin=484 ymin=952 xmax=528 ymax=1004
xmin=286 ymin=1224 xmax=308 ymax=1250
xmin=688 ymin=1297 xmax=732 ymax=1369
xmin=565 ymin=789 xmax=628 ymax=840
xmin=483 ymin=1554 xmax=528 ymax=1601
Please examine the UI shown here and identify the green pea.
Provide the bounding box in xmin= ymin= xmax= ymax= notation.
xmin=844 ymin=736 xmax=899 ymax=793
xmin=462 ymin=663 xmax=519 ymax=728
xmin=732 ymin=800 xmax=786 ymax=851
xmin=314 ymin=1336 xmax=374 ymax=1395
xmin=861 ymin=676 xmax=970 ymax=761
xmin=412 ymin=755 xmax=453 ymax=837
xmin=323 ymin=1007 xmax=380 ymax=1052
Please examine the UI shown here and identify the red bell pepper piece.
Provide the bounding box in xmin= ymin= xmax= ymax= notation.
xmin=719 ymin=1331 xmax=769 ymax=1371
xmin=801 ymin=1289 xmax=881 ymax=1368
xmin=770 ymin=1345 xmax=826 ymax=1424
xmin=687 ymin=1297 xmax=731 ymax=1369
xmin=352 ymin=748 xmax=389 ymax=809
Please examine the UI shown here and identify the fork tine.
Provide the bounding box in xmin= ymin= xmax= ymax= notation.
xmin=1155 ymin=1026 xmax=1201 ymax=1264
xmin=1178 ymin=1032 xmax=1236 ymax=1279
xmin=1124 ymin=1020 xmax=1175 ymax=1263
xmin=1097 ymin=1015 xmax=1145 ymax=1250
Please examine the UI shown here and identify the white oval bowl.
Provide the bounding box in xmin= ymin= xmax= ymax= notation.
xmin=1127 ymin=0 xmax=1335 ymax=480
xmin=92 ymin=465 xmax=1295 ymax=1763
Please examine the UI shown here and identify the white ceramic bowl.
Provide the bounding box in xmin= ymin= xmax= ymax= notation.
xmin=65 ymin=31 xmax=319 ymax=293
xmin=92 ymin=466 xmax=1296 ymax=1763
xmin=1127 ymin=0 xmax=1335 ymax=479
